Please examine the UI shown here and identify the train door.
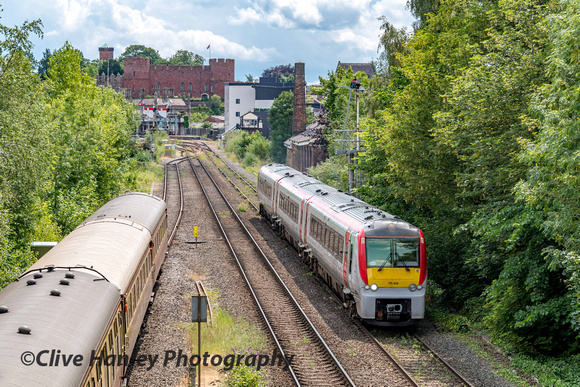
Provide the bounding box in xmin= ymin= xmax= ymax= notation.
xmin=346 ymin=232 xmax=358 ymax=287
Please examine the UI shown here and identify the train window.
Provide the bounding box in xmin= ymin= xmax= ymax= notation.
xmin=329 ymin=233 xmax=335 ymax=254
xmin=96 ymin=362 xmax=101 ymax=384
xmin=348 ymin=245 xmax=353 ymax=274
xmin=366 ymin=238 xmax=420 ymax=268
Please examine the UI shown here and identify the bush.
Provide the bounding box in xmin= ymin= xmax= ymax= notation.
xmin=223 ymin=365 xmax=266 ymax=387
xmin=242 ymin=152 xmax=258 ymax=168
xmin=224 ymin=130 xmax=271 ymax=166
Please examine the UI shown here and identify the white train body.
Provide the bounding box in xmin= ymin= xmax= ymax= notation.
xmin=258 ymin=164 xmax=427 ymax=326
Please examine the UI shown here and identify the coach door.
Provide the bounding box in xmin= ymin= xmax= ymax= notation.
xmin=346 ymin=232 xmax=357 ymax=287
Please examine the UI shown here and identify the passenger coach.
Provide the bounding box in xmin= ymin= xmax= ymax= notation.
xmin=258 ymin=164 xmax=427 ymax=325
xmin=0 ymin=193 xmax=168 ymax=386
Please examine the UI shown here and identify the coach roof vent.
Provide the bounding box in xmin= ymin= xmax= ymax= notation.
xmin=50 ymin=289 xmax=61 ymax=297
xmin=18 ymin=326 xmax=31 ymax=335
xmin=0 ymin=306 xmax=8 ymax=314
xmin=33 ymin=273 xmax=43 ymax=279
xmin=26 ymin=280 xmax=36 ymax=286
xmin=59 ymin=280 xmax=70 ymax=286
xmin=65 ymin=273 xmax=75 ymax=279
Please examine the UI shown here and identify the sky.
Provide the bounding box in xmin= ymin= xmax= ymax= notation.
xmin=2 ymin=0 xmax=414 ymax=85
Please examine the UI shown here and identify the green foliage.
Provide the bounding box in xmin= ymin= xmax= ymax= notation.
xmin=224 ymin=131 xmax=271 ymax=168
xmin=120 ymin=44 xmax=161 ymax=63
xmin=269 ymin=90 xmax=294 ymax=163
xmin=407 ymin=0 xmax=440 ymax=29
xmin=515 ymin=0 xmax=580 ymax=333
xmin=37 ymin=48 xmax=51 ymax=79
xmin=510 ymin=352 xmax=580 ymax=387
xmin=210 ymin=94 xmax=224 ymax=115
xmin=166 ymin=49 xmax=204 ymax=66
xmin=354 ymin=0 xmax=579 ymax=356
xmin=318 ymin=66 xmax=371 ymax=155
xmin=223 ymin=365 xmax=266 ymax=387
xmin=98 ymin=58 xmax=123 ymax=75
xmin=307 ymin=155 xmax=349 ymax=192
xmin=0 ymin=18 xmax=157 ymax=290
xmin=376 ymin=16 xmax=410 ymax=76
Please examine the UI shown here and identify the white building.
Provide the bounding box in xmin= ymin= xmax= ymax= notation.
xmin=224 ymin=77 xmax=294 ymax=136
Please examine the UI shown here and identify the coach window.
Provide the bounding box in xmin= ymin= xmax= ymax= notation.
xmin=102 ymin=345 xmax=109 ymax=387
xmin=331 ymin=232 xmax=335 ymax=254
xmin=96 ymin=361 xmax=101 ymax=385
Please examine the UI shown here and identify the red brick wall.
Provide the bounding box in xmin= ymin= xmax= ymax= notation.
xmin=99 ymin=47 xmax=114 ymax=61
xmin=122 ymin=57 xmax=234 ymax=99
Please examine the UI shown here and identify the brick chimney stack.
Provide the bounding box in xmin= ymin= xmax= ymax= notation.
xmin=99 ymin=45 xmax=114 ymax=61
xmin=292 ymin=62 xmax=306 ymax=136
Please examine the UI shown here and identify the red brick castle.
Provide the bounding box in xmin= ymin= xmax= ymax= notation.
xmin=97 ymin=46 xmax=235 ymax=99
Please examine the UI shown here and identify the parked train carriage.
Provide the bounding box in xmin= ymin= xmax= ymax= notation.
xmin=258 ymin=164 xmax=427 ymax=326
xmin=0 ymin=193 xmax=168 ymax=387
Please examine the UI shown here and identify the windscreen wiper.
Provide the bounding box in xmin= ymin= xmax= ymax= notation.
xmin=378 ymin=255 xmax=391 ymax=271
xmin=395 ymin=252 xmax=410 ymax=272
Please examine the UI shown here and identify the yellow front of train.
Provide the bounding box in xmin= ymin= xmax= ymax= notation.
xmin=357 ymin=221 xmax=427 ymax=325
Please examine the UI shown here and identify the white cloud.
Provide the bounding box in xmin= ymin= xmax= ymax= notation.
xmin=53 ymin=0 xmax=95 ymax=31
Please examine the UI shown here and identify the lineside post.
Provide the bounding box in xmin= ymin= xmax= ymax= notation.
xmin=191 ymin=295 xmax=207 ymax=387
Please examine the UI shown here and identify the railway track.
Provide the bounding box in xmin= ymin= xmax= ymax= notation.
xmin=189 ymin=141 xmax=259 ymax=211
xmin=150 ymin=143 xmax=475 ymax=386
xmin=163 ymin=158 xmax=186 ymax=246
xmin=185 ymin=146 xmax=354 ymax=386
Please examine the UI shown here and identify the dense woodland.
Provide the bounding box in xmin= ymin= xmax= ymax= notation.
xmin=306 ymin=0 xmax=580 ymax=382
xmin=0 ymin=19 xmax=154 ymax=288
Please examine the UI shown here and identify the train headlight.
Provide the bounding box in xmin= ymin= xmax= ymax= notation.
xmin=364 ymin=285 xmax=370 ymax=290
xmin=417 ymin=285 xmax=423 ymax=290
xmin=409 ymin=283 xmax=417 ymax=292
xmin=370 ymin=283 xmax=378 ymax=292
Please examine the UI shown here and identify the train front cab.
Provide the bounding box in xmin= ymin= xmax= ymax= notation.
xmin=354 ymin=224 xmax=427 ymax=326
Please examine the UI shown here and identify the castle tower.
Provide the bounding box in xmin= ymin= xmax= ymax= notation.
xmin=292 ymin=62 xmax=306 ymax=135
xmin=99 ymin=45 xmax=114 ymax=61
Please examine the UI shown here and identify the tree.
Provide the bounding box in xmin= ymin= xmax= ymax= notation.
xmin=98 ymin=58 xmax=123 ymax=75
xmin=209 ymin=94 xmax=224 ymax=115
xmin=167 ymin=50 xmax=203 ymax=66
xmin=516 ymin=0 xmax=580 ymax=341
xmin=37 ymin=48 xmax=52 ymax=79
xmin=0 ymin=16 xmax=50 ymax=285
xmin=269 ymin=90 xmax=294 ymax=163
xmin=407 ymin=0 xmax=440 ymax=30
xmin=120 ymin=45 xmax=161 ymax=64
xmin=46 ymin=42 xmax=138 ymax=233
xmin=245 ymin=74 xmax=256 ymax=83
xmin=376 ymin=16 xmax=410 ymax=77
xmin=262 ymin=64 xmax=294 ymax=79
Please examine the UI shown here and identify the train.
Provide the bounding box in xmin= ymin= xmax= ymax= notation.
xmin=0 ymin=193 xmax=168 ymax=387
xmin=257 ymin=164 xmax=426 ymax=326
